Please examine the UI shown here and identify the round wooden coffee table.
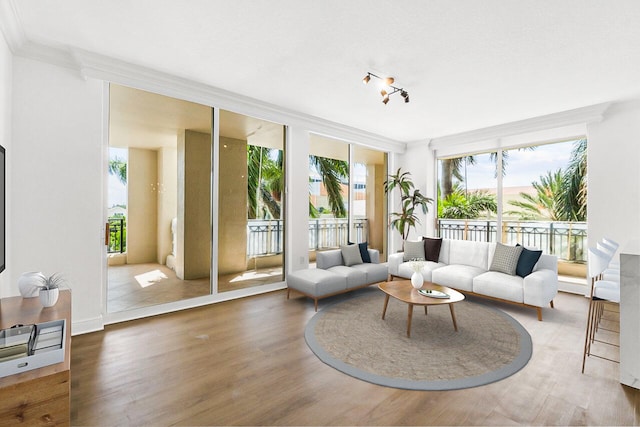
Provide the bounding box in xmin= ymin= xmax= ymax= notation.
xmin=378 ymin=279 xmax=465 ymax=337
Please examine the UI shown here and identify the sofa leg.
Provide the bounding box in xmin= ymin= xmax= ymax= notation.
xmin=550 ymin=300 xmax=554 ymax=309
xmin=286 ymin=288 xmax=290 ymax=300
xmin=537 ymin=307 xmax=542 ymax=321
xmin=314 ymin=299 xmax=318 ymax=312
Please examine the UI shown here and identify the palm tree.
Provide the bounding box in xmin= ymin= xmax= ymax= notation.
xmin=247 ymin=146 xmax=282 ymax=219
xmin=558 ymin=138 xmax=587 ymax=221
xmin=506 ymin=170 xmax=564 ymax=220
xmin=108 ymin=157 xmax=127 ymax=185
xmin=440 ymin=148 xmax=535 ymax=199
xmin=384 ymin=168 xmax=433 ymax=240
xmin=247 ymin=147 xmax=348 ymax=220
xmin=506 ymin=140 xmax=587 ymax=222
xmin=438 ymin=188 xmax=497 ymax=219
xmin=309 ymin=155 xmax=349 ymax=218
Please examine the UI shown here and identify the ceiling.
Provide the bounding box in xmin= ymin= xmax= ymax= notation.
xmin=6 ymin=0 xmax=640 ymax=142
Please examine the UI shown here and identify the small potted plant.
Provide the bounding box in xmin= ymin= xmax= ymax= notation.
xmin=36 ymin=273 xmax=66 ymax=307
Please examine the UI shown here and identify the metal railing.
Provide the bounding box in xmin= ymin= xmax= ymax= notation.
xmin=109 ymin=216 xmax=369 ymax=258
xmin=437 ymin=219 xmax=587 ymax=262
xmin=107 ymin=217 xmax=126 ymax=254
xmin=247 ymin=218 xmax=368 ymax=257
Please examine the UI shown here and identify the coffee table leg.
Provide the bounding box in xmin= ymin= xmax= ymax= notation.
xmin=407 ymin=304 xmax=414 ymax=337
xmin=449 ymin=304 xmax=458 ymax=332
xmin=382 ymin=295 xmax=390 ymax=320
xmin=424 ymin=306 xmax=428 ymax=316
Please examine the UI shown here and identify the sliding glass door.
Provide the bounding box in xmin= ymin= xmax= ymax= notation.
xmin=217 ymin=110 xmax=286 ymax=292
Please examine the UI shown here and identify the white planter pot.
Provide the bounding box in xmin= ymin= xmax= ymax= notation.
xmin=39 ymin=288 xmax=60 ymax=307
xmin=18 ymin=272 xmax=46 ymax=298
xmin=411 ymin=272 xmax=424 ymax=289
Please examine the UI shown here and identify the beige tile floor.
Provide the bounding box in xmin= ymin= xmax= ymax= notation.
xmin=107 ymin=262 xmax=284 ymax=313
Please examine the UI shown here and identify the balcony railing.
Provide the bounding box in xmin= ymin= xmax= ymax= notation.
xmin=107 ymin=217 xmax=126 ymax=254
xmin=247 ymin=218 xmax=368 ymax=257
xmin=108 ymin=217 xmax=369 ymax=258
xmin=437 ymin=219 xmax=587 ymax=263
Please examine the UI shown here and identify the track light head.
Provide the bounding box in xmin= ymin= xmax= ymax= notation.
xmin=362 ymin=71 xmax=411 ymax=105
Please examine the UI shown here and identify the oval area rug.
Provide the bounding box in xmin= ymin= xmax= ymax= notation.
xmin=305 ymin=289 xmax=532 ymax=390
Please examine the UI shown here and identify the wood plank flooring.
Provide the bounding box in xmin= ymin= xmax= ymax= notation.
xmin=71 ymin=289 xmax=639 ymax=426
xmin=107 ymin=262 xmax=283 ymax=313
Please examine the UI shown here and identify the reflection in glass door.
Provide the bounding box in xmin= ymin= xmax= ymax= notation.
xmin=107 ymin=84 xmax=212 ymax=313
xmin=217 ymin=110 xmax=285 ymax=292
xmin=351 ymin=145 xmax=387 ymax=261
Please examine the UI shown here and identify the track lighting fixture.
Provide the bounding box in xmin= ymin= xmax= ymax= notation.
xmin=362 ymin=72 xmax=410 ymax=105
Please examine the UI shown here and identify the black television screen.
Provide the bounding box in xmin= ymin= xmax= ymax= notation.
xmin=0 ymin=144 xmax=4 ymax=273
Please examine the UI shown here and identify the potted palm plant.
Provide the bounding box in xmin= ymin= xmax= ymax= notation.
xmin=384 ymin=168 xmax=433 ymax=242
xmin=36 ymin=273 xmax=66 ymax=307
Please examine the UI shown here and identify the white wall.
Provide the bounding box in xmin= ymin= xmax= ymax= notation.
xmin=390 ymin=142 xmax=435 ymax=252
xmin=0 ymin=32 xmax=11 ymax=297
xmin=11 ymin=57 xmax=104 ymax=332
xmin=587 ymin=103 xmax=640 ymax=258
xmin=286 ymin=126 xmax=311 ymax=271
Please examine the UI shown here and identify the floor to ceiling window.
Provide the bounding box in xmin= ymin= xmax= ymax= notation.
xmin=436 ymin=138 xmax=587 ymax=277
xmin=217 ymin=110 xmax=285 ymax=292
xmin=308 ymin=134 xmax=388 ymax=264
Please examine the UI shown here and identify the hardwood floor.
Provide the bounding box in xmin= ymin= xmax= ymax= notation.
xmin=72 ymin=289 xmax=639 ymax=426
xmin=107 ymin=263 xmax=283 ymax=312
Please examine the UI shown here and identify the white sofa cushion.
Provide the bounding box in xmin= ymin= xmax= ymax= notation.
xmin=351 ymin=263 xmax=389 ymax=284
xmin=327 ymin=265 xmax=368 ymax=288
xmin=448 ymin=239 xmax=490 ymax=269
xmin=431 ymin=264 xmax=486 ymax=292
xmin=473 ymin=271 xmax=524 ymax=303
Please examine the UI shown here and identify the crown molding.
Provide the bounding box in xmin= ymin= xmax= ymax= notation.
xmin=0 ymin=0 xmax=26 ymax=53
xmin=73 ymin=49 xmax=406 ymax=152
xmin=429 ymin=102 xmax=611 ymax=150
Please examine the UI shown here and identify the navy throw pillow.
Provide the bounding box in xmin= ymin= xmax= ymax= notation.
xmin=516 ymin=244 xmax=542 ymax=278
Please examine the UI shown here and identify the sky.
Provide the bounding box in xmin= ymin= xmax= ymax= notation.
xmin=108 ymin=148 xmax=127 ymax=207
xmin=108 ymin=140 xmax=579 ymax=208
xmin=455 ymin=139 xmax=577 ymax=190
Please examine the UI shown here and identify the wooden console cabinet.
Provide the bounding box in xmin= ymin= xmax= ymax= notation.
xmin=0 ymin=290 xmax=71 ymax=426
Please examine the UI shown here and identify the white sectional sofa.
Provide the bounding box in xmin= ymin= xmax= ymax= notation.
xmin=389 ymin=238 xmax=558 ymax=320
xmin=287 ymin=246 xmax=388 ymax=311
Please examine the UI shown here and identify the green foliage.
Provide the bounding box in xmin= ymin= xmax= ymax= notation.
xmin=507 ymin=140 xmax=587 ymax=221
xmin=438 ymin=189 xmax=497 ymax=219
xmin=247 ymin=146 xmax=282 ymax=219
xmin=309 ymin=156 xmax=349 ymax=218
xmin=109 ymin=157 xmax=127 ymax=185
xmin=108 ymin=217 xmax=127 ymax=253
xmin=506 ymin=170 xmax=563 ymax=220
xmin=384 ymin=168 xmax=433 ymax=240
xmin=559 ymin=138 xmax=587 ymax=221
